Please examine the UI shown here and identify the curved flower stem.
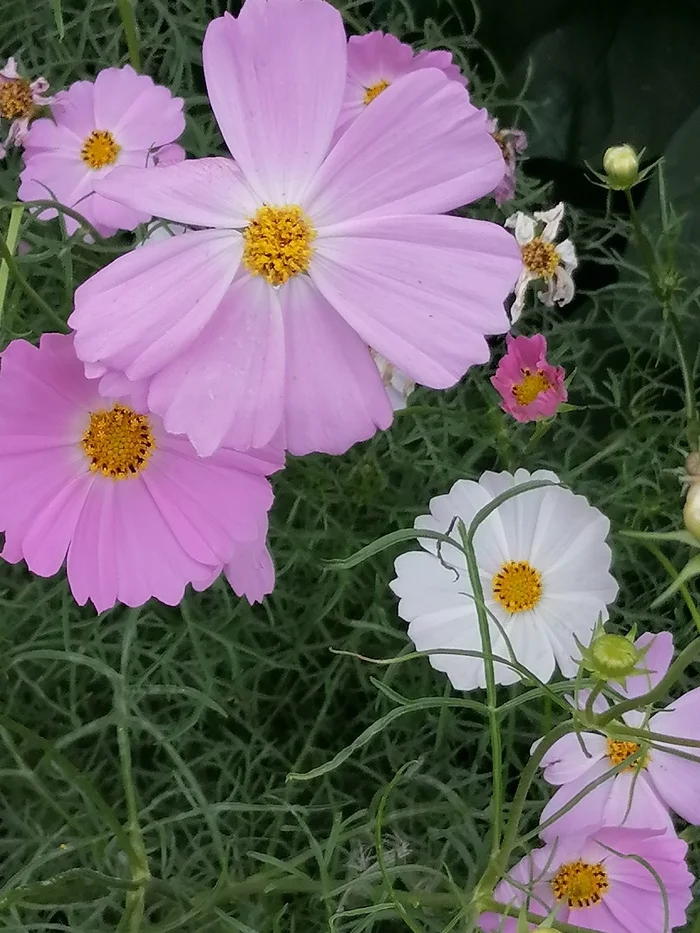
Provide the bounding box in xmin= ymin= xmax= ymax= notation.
xmin=624 ymin=186 xmax=699 ymax=448
xmin=0 ymin=205 xmax=23 ymax=325
xmin=116 ymin=0 xmax=141 ymax=71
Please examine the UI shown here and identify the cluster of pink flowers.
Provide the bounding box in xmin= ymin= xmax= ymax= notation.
xmin=481 ymin=630 xmax=697 ymax=932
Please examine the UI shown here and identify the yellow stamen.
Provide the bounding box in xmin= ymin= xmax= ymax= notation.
xmin=81 ymin=403 xmax=155 ymax=480
xmin=512 ymin=367 xmax=551 ymax=406
xmin=242 ymin=204 xmax=316 ymax=286
xmin=552 ymin=860 xmax=609 ymax=909
xmin=492 ymin=560 xmax=542 ymax=613
xmin=607 ymin=738 xmax=647 ymax=770
xmin=521 ymin=237 xmax=559 ymax=279
xmin=363 ymin=79 xmax=390 ymax=105
xmin=0 ymin=78 xmax=34 ymax=120
xmin=81 ymin=129 xmax=120 ymax=170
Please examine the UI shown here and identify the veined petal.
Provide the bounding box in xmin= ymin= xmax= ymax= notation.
xmin=95 ymin=158 xmax=258 ymax=228
xmin=305 ymin=69 xmax=504 ymax=225
xmin=280 ymin=275 xmax=393 ymax=455
xmin=202 ymin=1 xmax=346 ymax=203
xmin=70 ymin=228 xmax=242 ymax=378
xmin=311 ymin=214 xmax=519 ymax=387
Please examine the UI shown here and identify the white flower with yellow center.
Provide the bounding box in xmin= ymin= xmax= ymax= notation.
xmin=506 ymin=202 xmax=578 ymax=324
xmin=390 ymin=469 xmax=618 ymax=690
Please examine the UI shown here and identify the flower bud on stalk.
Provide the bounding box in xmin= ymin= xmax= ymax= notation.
xmin=577 ymin=623 xmax=649 ymax=686
xmin=603 ymin=144 xmax=641 ymax=190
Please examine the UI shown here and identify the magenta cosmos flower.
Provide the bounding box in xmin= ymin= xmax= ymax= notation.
xmin=68 ymin=0 xmax=521 ymax=458
xmin=480 ymin=826 xmax=693 ymax=933
xmin=19 ymin=66 xmax=185 ymax=238
xmin=538 ymin=631 xmax=700 ymax=837
xmin=491 ymin=333 xmax=567 ymax=423
xmin=337 ymin=31 xmax=466 ymax=133
xmin=0 ymin=333 xmax=280 ymax=611
xmin=0 ymin=56 xmax=52 ymax=158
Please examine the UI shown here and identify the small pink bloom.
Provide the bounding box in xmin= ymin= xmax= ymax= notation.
xmin=0 ymin=333 xmax=281 ymax=612
xmin=480 ymin=826 xmax=693 ymax=933
xmin=337 ymin=31 xmax=466 ymax=132
xmin=537 ymin=632 xmax=700 ymax=837
xmin=491 ymin=333 xmax=567 ymax=423
xmin=0 ymin=56 xmax=53 ymax=159
xmin=19 ymin=65 xmax=185 ymax=237
xmin=69 ymin=0 xmax=521 ymax=458
xmin=489 ymin=119 xmax=526 ymax=206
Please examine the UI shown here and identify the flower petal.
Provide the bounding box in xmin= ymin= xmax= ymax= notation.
xmin=540 ymin=732 xmax=607 ymax=785
xmin=305 ymin=69 xmax=504 ymax=225
xmin=311 ymin=214 xmax=519 ymax=387
xmin=280 ymin=274 xmax=392 ymax=455
xmin=225 ymin=540 xmax=275 ymax=604
xmin=95 ymin=158 xmax=258 ymax=228
xmin=202 ymin=1 xmax=346 ymax=203
xmin=147 ymin=274 xmax=285 ymax=455
xmin=93 ymin=65 xmax=184 ymax=149
xmin=70 ymin=228 xmax=242 ymax=378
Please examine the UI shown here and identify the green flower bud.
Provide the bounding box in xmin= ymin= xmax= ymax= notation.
xmin=684 ymin=483 xmax=700 ymax=542
xmin=590 ymin=633 xmax=638 ymax=678
xmin=603 ymin=144 xmax=640 ymax=190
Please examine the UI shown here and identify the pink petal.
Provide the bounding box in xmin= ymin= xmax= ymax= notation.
xmin=19 ymin=472 xmax=94 ymax=577
xmin=70 ymin=228 xmax=242 ymax=378
xmin=602 ymin=771 xmax=674 ymax=833
xmin=538 ymin=757 xmax=613 ymax=839
xmin=540 ymin=732 xmax=607 ymax=785
xmin=48 ymin=82 xmax=96 ymax=138
xmin=147 ymin=274 xmax=285 ymax=455
xmin=568 ymin=903 xmax=627 ymax=933
xmin=88 ymin=189 xmax=150 ymax=233
xmin=280 ymin=274 xmax=392 ymax=455
xmin=620 ymin=631 xmax=673 ymax=699
xmin=305 ymin=70 xmax=504 ymax=225
xmin=66 ymin=479 xmax=119 ymax=612
xmin=95 ymin=158 xmax=258 ymax=228
xmin=225 ymin=541 xmax=275 ymax=604
xmin=647 ymin=747 xmax=700 ymax=823
xmin=202 ymin=1 xmax=346 ymax=203
xmin=93 ymin=65 xmax=185 ymax=150
xmin=311 ymin=214 xmax=518 ymax=387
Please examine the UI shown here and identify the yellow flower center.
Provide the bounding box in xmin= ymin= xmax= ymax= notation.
xmin=551 ymin=860 xmax=609 ymax=909
xmin=607 ymin=738 xmax=647 ymax=770
xmin=512 ymin=367 xmax=551 ymax=406
xmin=242 ymin=204 xmax=316 ymax=286
xmin=521 ymin=237 xmax=559 ymax=279
xmin=363 ymin=79 xmax=390 ymax=105
xmin=492 ymin=560 xmax=542 ymax=613
xmin=80 ymin=129 xmax=121 ymax=170
xmin=0 ymin=78 xmax=34 ymax=120
xmin=81 ymin=403 xmax=155 ymax=480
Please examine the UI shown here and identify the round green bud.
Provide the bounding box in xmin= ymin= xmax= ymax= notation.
xmin=602 ymin=144 xmax=640 ymax=190
xmin=590 ymin=632 xmax=638 ymax=678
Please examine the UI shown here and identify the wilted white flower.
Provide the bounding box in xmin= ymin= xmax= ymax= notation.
xmin=0 ymin=56 xmax=52 ymax=158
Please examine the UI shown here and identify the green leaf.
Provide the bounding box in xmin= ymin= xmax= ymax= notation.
xmin=651 ymin=554 xmax=700 ymax=608
xmin=0 ymin=869 xmax=134 ymax=910
xmin=48 ymin=0 xmax=65 ymax=40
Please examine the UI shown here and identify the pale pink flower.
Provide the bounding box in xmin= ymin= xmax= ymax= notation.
xmin=489 ymin=119 xmax=526 ymax=206
xmin=69 ymin=0 xmax=521 ymax=458
xmin=0 ymin=333 xmax=281 ymax=612
xmin=538 ymin=632 xmax=700 ymax=838
xmin=480 ymin=826 xmax=693 ymax=933
xmin=19 ymin=66 xmax=185 ymax=237
xmin=337 ymin=31 xmax=466 ymax=133
xmin=0 ymin=56 xmax=52 ymax=158
xmin=490 ymin=333 xmax=567 ymax=422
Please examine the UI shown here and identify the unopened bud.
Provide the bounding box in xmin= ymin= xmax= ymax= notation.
xmin=684 ymin=483 xmax=700 ymax=541
xmin=603 ymin=145 xmax=640 ymax=190
xmin=590 ymin=633 xmax=638 ymax=679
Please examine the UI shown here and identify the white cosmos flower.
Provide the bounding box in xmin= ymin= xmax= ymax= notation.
xmin=390 ymin=469 xmax=618 ymax=690
xmin=505 ymin=202 xmax=578 ymax=324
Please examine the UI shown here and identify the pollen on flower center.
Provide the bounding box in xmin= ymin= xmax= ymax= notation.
xmin=81 ymin=403 xmax=155 ymax=480
xmin=492 ymin=560 xmax=542 ymax=613
xmin=607 ymin=738 xmax=647 ymax=770
xmin=0 ymin=78 xmax=34 ymax=119
xmin=242 ymin=204 xmax=316 ymax=286
xmin=521 ymin=237 xmax=559 ymax=279
xmin=512 ymin=367 xmax=551 ymax=406
xmin=363 ymin=79 xmax=390 ymax=105
xmin=552 ymin=860 xmax=609 ymax=909
xmin=81 ymin=129 xmax=121 ymax=170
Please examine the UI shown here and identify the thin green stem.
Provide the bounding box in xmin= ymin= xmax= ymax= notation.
xmin=0 ymin=205 xmax=24 ymax=324
xmin=0 ymin=234 xmax=67 ymax=330
xmin=643 ymin=541 xmax=700 ymax=632
xmin=116 ymin=0 xmax=141 ymax=70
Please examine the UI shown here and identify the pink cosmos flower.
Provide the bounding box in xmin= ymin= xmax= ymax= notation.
xmin=0 ymin=56 xmax=52 ymax=158
xmin=480 ymin=826 xmax=693 ymax=933
xmin=0 ymin=333 xmax=281 ymax=612
xmin=19 ymin=66 xmax=185 ymax=238
xmin=68 ymin=0 xmax=521 ymax=458
xmin=490 ymin=333 xmax=567 ymax=422
xmin=337 ymin=31 xmax=466 ymax=133
xmin=537 ymin=632 xmax=700 ymax=837
xmin=489 ymin=119 xmax=527 ymax=206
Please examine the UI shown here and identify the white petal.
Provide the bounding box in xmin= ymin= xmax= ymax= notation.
xmin=534 ymin=201 xmax=565 ymax=242
xmin=505 ymin=210 xmax=535 ymax=246
xmin=556 ymin=237 xmax=578 ymax=270
xmin=509 ymin=271 xmax=534 ymax=323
